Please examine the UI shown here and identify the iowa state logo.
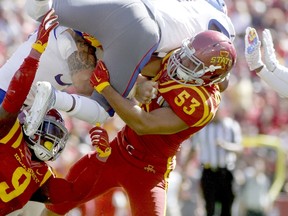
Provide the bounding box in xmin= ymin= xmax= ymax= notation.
xmin=210 ymin=50 xmax=233 ymax=70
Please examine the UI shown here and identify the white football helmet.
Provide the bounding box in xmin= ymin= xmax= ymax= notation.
xmin=26 ymin=109 xmax=68 ymax=161
xmin=206 ymin=0 xmax=228 ymax=14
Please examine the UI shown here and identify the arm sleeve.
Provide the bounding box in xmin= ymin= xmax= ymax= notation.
xmin=57 ymin=31 xmax=78 ymax=60
xmin=257 ymin=66 xmax=288 ymax=98
xmin=2 ymin=57 xmax=39 ymax=113
xmin=273 ymin=64 xmax=288 ymax=84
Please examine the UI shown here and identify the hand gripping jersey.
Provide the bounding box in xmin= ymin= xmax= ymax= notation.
xmin=0 ymin=120 xmax=53 ymax=215
xmin=0 ymin=26 xmax=73 ymax=106
xmin=118 ymin=56 xmax=222 ymax=175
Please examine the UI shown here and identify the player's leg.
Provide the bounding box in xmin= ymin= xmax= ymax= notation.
xmin=45 ymin=152 xmax=105 ymax=214
xmin=121 ymin=164 xmax=167 ymax=216
xmin=24 ymin=81 xmax=109 ymax=135
xmin=51 ymin=0 xmax=160 ymax=112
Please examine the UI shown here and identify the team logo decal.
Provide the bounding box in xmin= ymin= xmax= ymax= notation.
xmin=211 ymin=51 xmax=233 ymax=70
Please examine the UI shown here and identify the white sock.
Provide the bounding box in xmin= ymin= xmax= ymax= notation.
xmin=54 ymin=90 xmax=75 ymax=112
xmin=54 ymin=90 xmax=109 ymax=125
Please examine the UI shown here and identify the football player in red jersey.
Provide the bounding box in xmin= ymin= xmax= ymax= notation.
xmin=0 ymin=9 xmax=60 ymax=215
xmin=0 ymin=9 xmax=105 ymax=215
xmin=43 ymin=30 xmax=237 ymax=216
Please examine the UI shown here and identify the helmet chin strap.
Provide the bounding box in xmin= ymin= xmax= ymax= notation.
xmin=177 ymin=65 xmax=222 ymax=81
xmin=31 ymin=144 xmax=53 ymax=161
xmin=206 ymin=65 xmax=222 ymax=72
xmin=176 ymin=68 xmax=204 ymax=85
xmin=176 ymin=67 xmax=191 ymax=81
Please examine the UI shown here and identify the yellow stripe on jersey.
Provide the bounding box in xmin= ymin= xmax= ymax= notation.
xmin=164 ymin=156 xmax=176 ymax=189
xmin=0 ymin=120 xmax=20 ymax=144
xmin=39 ymin=168 xmax=53 ymax=187
xmin=159 ymin=83 xmax=221 ymax=127
xmin=193 ymin=86 xmax=221 ymax=127
xmin=162 ymin=50 xmax=175 ymax=63
xmin=190 ymin=86 xmax=212 ymax=127
xmin=158 ymin=82 xmax=189 ymax=93
xmin=11 ymin=130 xmax=23 ymax=149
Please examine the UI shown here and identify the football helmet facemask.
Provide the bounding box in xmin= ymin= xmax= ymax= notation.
xmin=26 ymin=109 xmax=68 ymax=161
xmin=167 ymin=30 xmax=236 ymax=86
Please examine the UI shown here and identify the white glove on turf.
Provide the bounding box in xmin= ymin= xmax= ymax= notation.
xmin=244 ymin=27 xmax=264 ymax=71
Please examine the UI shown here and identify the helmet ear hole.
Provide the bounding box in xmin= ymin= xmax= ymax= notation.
xmin=27 ymin=109 xmax=68 ymax=161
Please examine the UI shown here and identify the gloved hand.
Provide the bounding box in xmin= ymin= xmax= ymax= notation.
xmin=89 ymin=126 xmax=111 ymax=161
xmin=244 ymin=27 xmax=264 ymax=71
xmin=262 ymin=29 xmax=279 ymax=72
xmin=90 ymin=60 xmax=110 ymax=93
xmin=32 ymin=8 xmax=59 ymax=54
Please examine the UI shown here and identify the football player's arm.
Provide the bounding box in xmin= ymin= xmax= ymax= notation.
xmin=261 ymin=29 xmax=288 ymax=95
xmin=90 ymin=61 xmax=189 ymax=135
xmin=141 ymin=55 xmax=162 ymax=77
xmin=0 ymin=9 xmax=58 ymax=138
xmin=217 ymin=122 xmax=243 ymax=153
xmin=256 ymin=67 xmax=288 ymax=97
xmin=103 ymin=86 xmax=188 ymax=135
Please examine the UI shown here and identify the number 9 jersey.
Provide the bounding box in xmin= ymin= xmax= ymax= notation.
xmin=0 ymin=120 xmax=53 ymax=215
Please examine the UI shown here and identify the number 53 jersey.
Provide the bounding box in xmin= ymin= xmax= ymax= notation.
xmin=122 ymin=67 xmax=221 ymax=175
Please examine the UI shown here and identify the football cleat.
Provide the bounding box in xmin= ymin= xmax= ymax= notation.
xmin=24 ymin=81 xmax=56 ymax=136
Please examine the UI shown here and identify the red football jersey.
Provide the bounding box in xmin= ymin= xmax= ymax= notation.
xmin=120 ymin=60 xmax=221 ymax=175
xmin=0 ymin=120 xmax=53 ymax=215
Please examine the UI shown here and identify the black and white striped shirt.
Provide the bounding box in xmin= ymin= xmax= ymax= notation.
xmin=191 ymin=117 xmax=242 ymax=169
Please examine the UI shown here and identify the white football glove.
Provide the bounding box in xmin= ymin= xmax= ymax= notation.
xmin=244 ymin=27 xmax=264 ymax=71
xmin=262 ymin=29 xmax=279 ymax=72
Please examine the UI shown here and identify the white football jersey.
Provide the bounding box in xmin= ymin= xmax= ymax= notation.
xmin=0 ymin=26 xmax=74 ymax=106
xmin=142 ymin=0 xmax=235 ymax=53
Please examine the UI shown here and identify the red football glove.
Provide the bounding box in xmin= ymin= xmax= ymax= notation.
xmin=89 ymin=126 xmax=111 ymax=161
xmin=90 ymin=60 xmax=110 ymax=93
xmin=32 ymin=8 xmax=59 ymax=53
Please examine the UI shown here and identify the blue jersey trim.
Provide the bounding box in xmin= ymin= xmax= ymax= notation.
xmin=0 ymin=88 xmax=6 ymax=104
xmin=208 ymin=19 xmax=230 ymax=39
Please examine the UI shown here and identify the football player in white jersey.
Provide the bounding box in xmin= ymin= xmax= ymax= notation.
xmin=0 ymin=26 xmax=95 ymax=102
xmin=0 ymin=25 xmax=110 ymax=135
xmin=24 ymin=0 xmax=236 ymax=134
xmin=245 ymin=26 xmax=288 ymax=97
xmin=25 ymin=0 xmax=235 ymax=110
